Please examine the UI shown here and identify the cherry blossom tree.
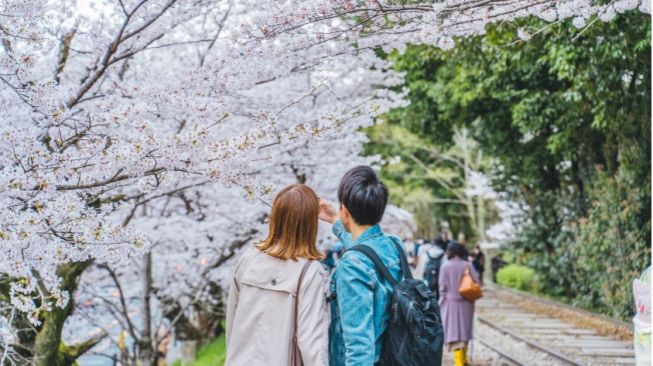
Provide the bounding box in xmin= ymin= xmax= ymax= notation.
xmin=1 ymin=0 xmax=649 ymax=364
xmin=1 ymin=0 xmax=401 ymax=363
xmin=0 ymin=0 xmax=393 ymax=311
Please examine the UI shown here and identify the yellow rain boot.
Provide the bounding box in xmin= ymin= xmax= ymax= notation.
xmin=463 ymin=346 xmax=470 ymax=365
xmin=453 ymin=349 xmax=465 ymax=366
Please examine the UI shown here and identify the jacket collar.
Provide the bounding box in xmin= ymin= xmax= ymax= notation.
xmin=351 ymin=224 xmax=383 ymax=246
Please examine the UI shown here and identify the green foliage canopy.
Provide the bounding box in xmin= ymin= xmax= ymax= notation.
xmin=369 ymin=11 xmax=651 ymax=319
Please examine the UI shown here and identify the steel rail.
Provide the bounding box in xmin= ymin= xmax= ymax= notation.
xmin=476 ymin=337 xmax=526 ymax=365
xmin=478 ymin=316 xmax=588 ymax=366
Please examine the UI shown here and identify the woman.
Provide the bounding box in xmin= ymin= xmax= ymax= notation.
xmin=226 ymin=184 xmax=329 ymax=366
xmin=439 ymin=242 xmax=481 ymax=366
xmin=470 ymin=245 xmax=485 ymax=286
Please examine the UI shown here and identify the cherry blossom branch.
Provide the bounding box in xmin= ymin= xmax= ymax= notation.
xmin=66 ymin=0 xmax=176 ymax=108
xmin=0 ymin=307 xmax=16 ymax=365
xmin=0 ymin=74 xmax=46 ymax=115
xmin=153 ymin=231 xmax=259 ymax=350
xmin=78 ymin=290 xmax=133 ymax=340
xmin=571 ymin=0 xmax=618 ymax=41
xmin=199 ymin=1 xmax=232 ymax=67
xmin=96 ymin=264 xmax=140 ymax=341
xmin=120 ymin=0 xmax=177 ymax=43
xmin=121 ymin=181 xmax=212 ymax=227
xmin=54 ymin=27 xmax=77 ymax=84
xmin=54 ymin=167 xmax=163 ymax=191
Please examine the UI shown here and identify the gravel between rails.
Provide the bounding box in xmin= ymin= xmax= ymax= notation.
xmin=471 ymin=319 xmax=569 ymax=366
xmin=473 ymin=285 xmax=635 ymax=365
xmin=487 ymin=284 xmax=632 ymax=341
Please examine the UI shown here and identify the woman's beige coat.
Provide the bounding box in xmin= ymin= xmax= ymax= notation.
xmin=226 ymin=245 xmax=330 ymax=366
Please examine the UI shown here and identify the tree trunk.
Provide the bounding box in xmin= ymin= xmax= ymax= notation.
xmin=139 ymin=252 xmax=155 ymax=366
xmin=33 ymin=260 xmax=92 ymax=366
xmin=33 ymin=306 xmax=67 ymax=366
xmin=477 ymin=193 xmax=486 ymax=243
xmin=462 ymin=153 xmax=479 ymax=240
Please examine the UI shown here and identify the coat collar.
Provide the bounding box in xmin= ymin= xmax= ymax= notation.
xmin=351 ymin=224 xmax=383 ymax=246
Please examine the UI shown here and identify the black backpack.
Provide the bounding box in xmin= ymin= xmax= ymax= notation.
xmin=424 ymin=251 xmax=445 ymax=299
xmin=349 ymin=240 xmax=444 ymax=366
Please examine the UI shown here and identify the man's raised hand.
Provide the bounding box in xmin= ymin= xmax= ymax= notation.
xmin=319 ymin=199 xmax=338 ymax=224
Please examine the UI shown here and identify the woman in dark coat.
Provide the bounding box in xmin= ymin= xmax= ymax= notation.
xmin=439 ymin=242 xmax=481 ymax=366
xmin=470 ymin=245 xmax=485 ymax=285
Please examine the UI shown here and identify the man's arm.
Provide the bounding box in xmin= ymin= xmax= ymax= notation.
xmin=336 ymin=253 xmax=376 ymax=366
xmin=318 ymin=199 xmax=354 ymax=249
xmin=332 ymin=220 xmax=353 ymax=249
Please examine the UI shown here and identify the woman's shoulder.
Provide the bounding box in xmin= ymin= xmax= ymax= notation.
xmin=235 ymin=247 xmax=326 ymax=292
xmin=233 ymin=244 xmax=262 ymax=278
xmin=237 ymin=243 xmax=261 ymax=261
xmin=441 ymin=259 xmax=454 ymax=268
xmin=294 ymin=258 xmax=328 ymax=283
xmin=306 ymin=258 xmax=328 ymax=279
xmin=443 ymin=257 xmax=469 ymax=268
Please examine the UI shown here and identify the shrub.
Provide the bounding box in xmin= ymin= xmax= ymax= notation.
xmin=568 ymin=172 xmax=651 ymax=320
xmin=496 ymin=264 xmax=539 ymax=292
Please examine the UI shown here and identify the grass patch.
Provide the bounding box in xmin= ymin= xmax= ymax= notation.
xmin=171 ymin=333 xmax=226 ymax=366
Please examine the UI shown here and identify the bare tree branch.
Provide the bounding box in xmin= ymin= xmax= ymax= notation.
xmin=97 ymin=264 xmax=140 ymax=341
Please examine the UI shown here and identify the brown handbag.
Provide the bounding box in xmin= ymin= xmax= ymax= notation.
xmin=291 ymin=260 xmax=314 ymax=366
xmin=459 ymin=264 xmax=483 ymax=301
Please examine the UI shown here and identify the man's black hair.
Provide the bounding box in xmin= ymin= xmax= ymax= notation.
xmin=337 ymin=166 xmax=388 ymax=226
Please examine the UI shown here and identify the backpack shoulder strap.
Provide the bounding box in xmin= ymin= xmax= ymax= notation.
xmin=348 ymin=245 xmax=398 ymax=287
xmin=389 ymin=236 xmax=413 ymax=280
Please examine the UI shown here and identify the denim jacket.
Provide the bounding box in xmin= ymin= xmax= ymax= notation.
xmin=328 ymin=220 xmax=403 ymax=366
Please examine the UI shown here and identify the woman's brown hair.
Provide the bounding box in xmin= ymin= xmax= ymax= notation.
xmin=257 ymin=184 xmax=323 ymax=260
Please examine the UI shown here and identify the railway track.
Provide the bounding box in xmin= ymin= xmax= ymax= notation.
xmin=476 ymin=317 xmax=587 ymax=366
xmin=461 ymin=285 xmax=635 ymax=366
xmin=475 ymin=336 xmax=528 ymax=365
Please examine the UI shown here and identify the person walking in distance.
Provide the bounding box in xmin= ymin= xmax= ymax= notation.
xmin=422 ymin=243 xmax=446 ymax=300
xmin=434 ymin=223 xmax=451 ymax=252
xmin=470 ymin=245 xmax=486 ymax=286
xmin=439 ymin=242 xmax=481 ymax=366
xmin=226 ymin=184 xmax=329 ymax=366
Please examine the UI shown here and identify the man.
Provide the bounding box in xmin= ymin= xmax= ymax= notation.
xmin=319 ymin=166 xmax=403 ymax=366
xmin=412 ymin=239 xmax=432 ymax=280
xmin=418 ymin=242 xmax=446 ymax=299
xmin=404 ymin=238 xmax=419 ymax=269
xmin=434 ymin=223 xmax=451 ymax=252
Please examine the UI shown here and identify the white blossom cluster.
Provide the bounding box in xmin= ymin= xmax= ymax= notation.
xmin=0 ymin=0 xmax=404 ymax=321
xmin=249 ymin=0 xmax=650 ymax=53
